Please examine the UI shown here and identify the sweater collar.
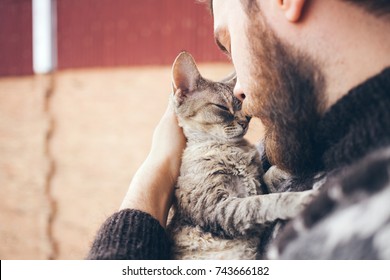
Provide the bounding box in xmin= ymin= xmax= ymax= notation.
xmin=316 ymin=67 xmax=390 ymax=172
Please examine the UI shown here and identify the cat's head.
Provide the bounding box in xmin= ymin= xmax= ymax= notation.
xmin=171 ymin=51 xmax=251 ymax=142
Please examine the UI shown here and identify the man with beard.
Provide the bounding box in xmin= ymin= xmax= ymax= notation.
xmin=88 ymin=0 xmax=390 ymax=259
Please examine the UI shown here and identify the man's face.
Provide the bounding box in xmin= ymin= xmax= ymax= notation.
xmin=212 ymin=0 xmax=325 ymax=175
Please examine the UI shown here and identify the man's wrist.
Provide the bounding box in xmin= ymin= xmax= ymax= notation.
xmin=120 ymin=157 xmax=175 ymax=227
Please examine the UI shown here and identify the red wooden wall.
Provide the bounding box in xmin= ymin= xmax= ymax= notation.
xmin=0 ymin=0 xmax=227 ymax=77
xmin=0 ymin=0 xmax=33 ymax=76
xmin=57 ymin=0 xmax=227 ymax=68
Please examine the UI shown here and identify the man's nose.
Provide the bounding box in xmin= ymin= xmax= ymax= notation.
xmin=234 ymin=79 xmax=246 ymax=102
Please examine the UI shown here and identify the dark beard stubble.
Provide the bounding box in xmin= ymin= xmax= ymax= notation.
xmin=244 ymin=12 xmax=326 ymax=176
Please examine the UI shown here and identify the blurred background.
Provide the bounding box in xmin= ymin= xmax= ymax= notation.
xmin=0 ymin=0 xmax=263 ymax=259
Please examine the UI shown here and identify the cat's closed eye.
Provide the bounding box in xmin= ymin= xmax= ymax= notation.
xmin=213 ymin=104 xmax=230 ymax=112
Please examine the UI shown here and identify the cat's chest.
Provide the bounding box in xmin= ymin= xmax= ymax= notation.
xmin=179 ymin=142 xmax=262 ymax=197
xmin=182 ymin=142 xmax=261 ymax=178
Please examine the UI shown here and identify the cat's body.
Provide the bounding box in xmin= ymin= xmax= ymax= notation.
xmin=168 ymin=138 xmax=263 ymax=259
xmin=167 ymin=52 xmax=314 ymax=259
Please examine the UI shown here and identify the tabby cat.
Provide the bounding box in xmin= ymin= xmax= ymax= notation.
xmin=167 ymin=51 xmax=314 ymax=259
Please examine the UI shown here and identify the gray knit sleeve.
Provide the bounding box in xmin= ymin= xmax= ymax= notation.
xmin=87 ymin=209 xmax=171 ymax=259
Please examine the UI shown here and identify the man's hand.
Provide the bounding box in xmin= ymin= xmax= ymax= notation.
xmin=120 ymin=102 xmax=186 ymax=227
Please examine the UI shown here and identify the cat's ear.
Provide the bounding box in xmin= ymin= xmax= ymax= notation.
xmin=220 ymin=71 xmax=237 ymax=89
xmin=172 ymin=51 xmax=202 ymax=99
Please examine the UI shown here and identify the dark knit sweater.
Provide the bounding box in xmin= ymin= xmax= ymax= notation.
xmin=317 ymin=67 xmax=390 ymax=171
xmin=87 ymin=67 xmax=390 ymax=260
xmin=88 ymin=209 xmax=170 ymax=259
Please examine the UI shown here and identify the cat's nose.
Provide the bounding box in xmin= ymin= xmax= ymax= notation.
xmin=238 ymin=120 xmax=248 ymax=130
xmin=234 ymin=79 xmax=246 ymax=102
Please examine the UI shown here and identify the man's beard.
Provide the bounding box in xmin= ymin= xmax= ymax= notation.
xmin=244 ymin=13 xmax=326 ymax=176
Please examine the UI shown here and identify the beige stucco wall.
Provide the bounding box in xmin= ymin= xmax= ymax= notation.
xmin=0 ymin=64 xmax=264 ymax=259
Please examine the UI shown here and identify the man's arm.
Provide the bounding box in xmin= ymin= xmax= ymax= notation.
xmin=87 ymin=104 xmax=186 ymax=259
xmin=87 ymin=209 xmax=171 ymax=260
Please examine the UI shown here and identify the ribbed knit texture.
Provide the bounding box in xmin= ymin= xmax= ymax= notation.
xmin=87 ymin=209 xmax=171 ymax=259
xmin=316 ymin=67 xmax=390 ymax=171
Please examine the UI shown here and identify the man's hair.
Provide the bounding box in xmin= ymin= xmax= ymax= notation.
xmin=342 ymin=0 xmax=390 ymax=16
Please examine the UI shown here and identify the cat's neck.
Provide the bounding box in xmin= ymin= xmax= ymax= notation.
xmin=184 ymin=129 xmax=246 ymax=146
